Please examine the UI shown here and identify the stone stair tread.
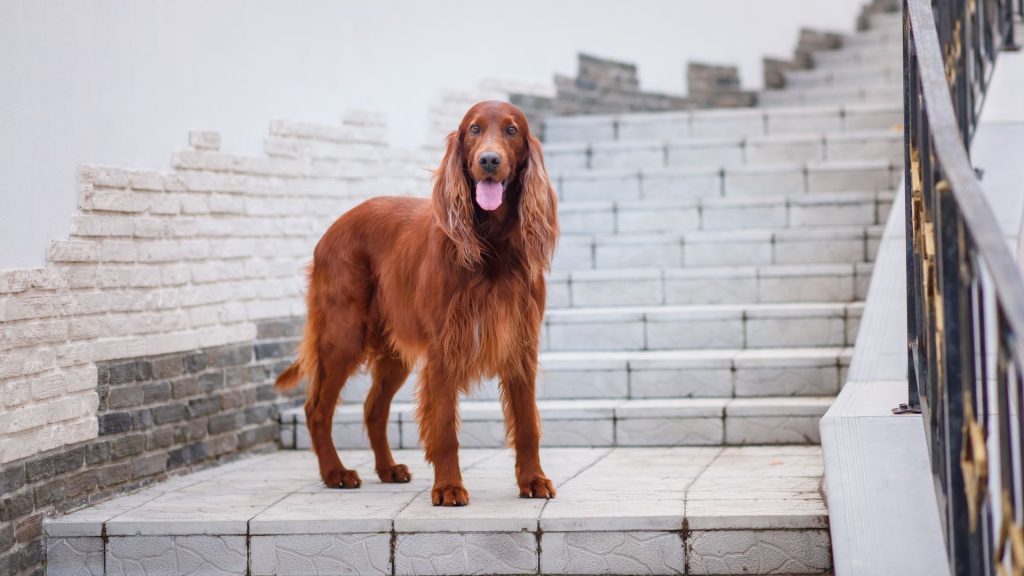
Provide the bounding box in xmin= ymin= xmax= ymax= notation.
xmin=280 ymin=390 xmax=838 ymax=424
xmin=45 ymin=447 xmax=830 ymax=574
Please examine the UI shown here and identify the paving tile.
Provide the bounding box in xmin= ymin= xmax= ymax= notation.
xmin=251 ymin=491 xmax=418 ymax=534
xmin=250 ymin=533 xmax=391 ymax=576
xmin=106 ymin=535 xmax=247 ymax=576
xmin=46 ymin=537 xmax=104 ymax=576
xmin=540 ymin=531 xmax=685 ymax=575
xmin=394 ymin=532 xmax=538 ymax=576
xmin=687 ymin=529 xmax=832 ymax=575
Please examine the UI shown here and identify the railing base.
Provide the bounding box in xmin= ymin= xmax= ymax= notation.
xmin=892 ymin=402 xmax=923 ymax=415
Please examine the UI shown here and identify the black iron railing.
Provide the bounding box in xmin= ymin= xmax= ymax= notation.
xmin=903 ymin=0 xmax=1024 ymax=574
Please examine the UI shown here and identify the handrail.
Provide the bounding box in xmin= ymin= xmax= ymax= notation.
xmin=903 ymin=0 xmax=1024 ymax=574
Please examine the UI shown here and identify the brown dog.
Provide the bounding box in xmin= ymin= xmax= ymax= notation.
xmin=275 ymin=101 xmax=559 ymax=506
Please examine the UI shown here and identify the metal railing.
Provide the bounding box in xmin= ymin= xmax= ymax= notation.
xmin=903 ymin=0 xmax=1024 ymax=573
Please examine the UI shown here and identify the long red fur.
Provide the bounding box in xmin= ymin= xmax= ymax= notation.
xmin=275 ymin=101 xmax=558 ymax=505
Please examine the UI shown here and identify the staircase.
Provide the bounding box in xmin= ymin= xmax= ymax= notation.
xmin=44 ymin=10 xmax=902 ymax=576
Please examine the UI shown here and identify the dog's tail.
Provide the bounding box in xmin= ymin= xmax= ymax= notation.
xmin=275 ymin=302 xmax=321 ymax=395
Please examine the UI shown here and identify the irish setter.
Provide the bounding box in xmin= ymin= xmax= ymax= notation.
xmin=276 ymin=101 xmax=559 ymax=506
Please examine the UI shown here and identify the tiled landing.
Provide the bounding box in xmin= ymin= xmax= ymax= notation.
xmin=46 ymin=447 xmax=829 ymax=576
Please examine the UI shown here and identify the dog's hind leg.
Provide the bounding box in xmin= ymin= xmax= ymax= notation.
xmin=365 ymin=353 xmax=412 ymax=483
xmin=306 ymin=309 xmax=366 ymax=489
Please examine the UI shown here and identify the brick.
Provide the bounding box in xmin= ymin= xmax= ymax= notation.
xmin=107 ymin=385 xmax=145 ymax=409
xmin=142 ymin=381 xmax=172 ymax=404
xmin=187 ymin=396 xmax=220 ymax=418
xmin=146 ymin=428 xmax=175 ymax=451
xmin=24 ymin=447 xmax=84 ymax=483
xmin=28 ymin=368 xmax=66 ymax=401
xmin=131 ymin=453 xmax=167 ymax=478
xmin=190 ymin=131 xmax=221 ymax=150
xmin=96 ymin=461 xmax=132 ymax=487
xmin=167 ymin=442 xmax=208 ymax=469
xmin=197 ymin=371 xmax=224 ymax=394
xmin=151 ymin=356 xmax=184 ymax=379
xmin=255 ymin=339 xmax=295 ymax=361
xmin=256 ymin=318 xmax=304 ymax=339
xmin=245 ymin=405 xmax=272 ymax=425
xmin=98 ymin=412 xmax=135 ymax=435
xmin=15 ymin=513 xmax=43 ymax=544
xmin=237 ymin=424 xmax=277 ymax=449
xmin=33 ymin=477 xmax=65 ymax=507
xmin=208 ymin=411 xmax=245 ymax=435
xmin=0 ymin=523 xmax=13 ymax=553
xmin=206 ymin=433 xmax=238 ymax=457
xmin=1 ymin=379 xmax=30 ymax=407
xmin=175 ymin=419 xmax=208 ymax=444
xmin=110 ymin=434 xmax=146 ymax=459
xmin=0 ymin=405 xmax=48 ymax=435
xmin=0 ymin=490 xmax=33 ymax=522
xmin=207 ymin=344 xmax=253 ymax=368
xmin=152 ymin=403 xmax=186 ymax=425
xmin=16 ymin=539 xmax=42 ymax=570
xmin=65 ymin=469 xmax=99 ymax=500
xmin=184 ymin=352 xmax=208 ymax=373
xmin=84 ymin=442 xmax=111 ymax=465
xmin=0 ymin=463 xmax=25 ymax=494
xmin=171 ymin=376 xmax=199 ymax=399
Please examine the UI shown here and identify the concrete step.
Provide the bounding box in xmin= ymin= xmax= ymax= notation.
xmin=547 ymin=263 xmax=872 ymax=308
xmin=544 ymin=129 xmax=902 ymax=171
xmin=759 ymin=83 xmax=902 ymax=107
xmin=554 ymin=159 xmax=901 ymax=203
xmin=783 ymin=65 xmax=901 ymax=89
xmin=45 ymin=447 xmax=831 ymax=576
xmin=557 ymin=192 xmax=893 ymax=235
xmin=543 ymin=304 xmax=861 ymax=352
xmin=279 ymin=394 xmax=835 ymax=450
xmin=841 ymin=27 xmax=902 ymax=47
xmin=812 ymin=44 xmax=899 ymax=67
xmin=553 ymin=225 xmax=883 ymax=271
xmin=542 ymin=102 xmax=901 ymax=143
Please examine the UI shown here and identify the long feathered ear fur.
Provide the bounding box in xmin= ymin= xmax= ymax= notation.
xmin=518 ymin=133 xmax=559 ymax=271
xmin=433 ymin=130 xmax=482 ymax=268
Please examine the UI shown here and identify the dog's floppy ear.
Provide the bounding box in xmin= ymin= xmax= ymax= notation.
xmin=518 ymin=133 xmax=559 ymax=270
xmin=433 ymin=130 xmax=482 ymax=268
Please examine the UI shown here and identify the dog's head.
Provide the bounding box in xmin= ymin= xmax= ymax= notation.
xmin=433 ymin=101 xmax=557 ymax=270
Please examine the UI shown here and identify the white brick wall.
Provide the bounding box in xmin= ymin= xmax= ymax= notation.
xmin=0 ymin=111 xmax=434 ymax=464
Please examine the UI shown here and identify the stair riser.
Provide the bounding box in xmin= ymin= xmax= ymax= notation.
xmin=544 ymin=106 xmax=901 ymax=143
xmin=553 ymin=233 xmax=880 ymax=270
xmin=784 ymin=66 xmax=901 ymax=89
xmin=545 ymin=313 xmax=860 ymax=352
xmin=549 ymin=267 xmax=872 ymax=308
xmin=760 ymin=85 xmax=901 ymax=107
xmin=555 ymin=164 xmax=901 ymax=203
xmin=281 ymin=412 xmax=827 ymax=450
xmin=546 ymin=135 xmax=902 ymax=172
xmin=558 ymin=198 xmax=893 ymax=235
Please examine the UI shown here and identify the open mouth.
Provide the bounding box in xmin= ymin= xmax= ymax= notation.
xmin=474 ymin=177 xmax=507 ymax=211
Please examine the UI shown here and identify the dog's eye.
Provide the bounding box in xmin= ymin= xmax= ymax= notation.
xmin=469 ymin=124 xmax=481 ymax=134
xmin=506 ymin=126 xmax=518 ymax=136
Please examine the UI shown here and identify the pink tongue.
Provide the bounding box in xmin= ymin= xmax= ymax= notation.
xmin=475 ymin=180 xmax=504 ymax=211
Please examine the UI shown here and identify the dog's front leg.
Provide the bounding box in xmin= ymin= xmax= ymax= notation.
xmin=500 ymin=355 xmax=555 ymax=499
xmin=417 ymin=358 xmax=469 ymax=506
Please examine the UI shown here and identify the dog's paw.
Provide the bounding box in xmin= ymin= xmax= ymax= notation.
xmin=377 ymin=463 xmax=412 ymax=483
xmin=323 ymin=468 xmax=362 ymax=489
xmin=431 ymin=483 xmax=470 ymax=506
xmin=519 ymin=475 xmax=556 ymax=499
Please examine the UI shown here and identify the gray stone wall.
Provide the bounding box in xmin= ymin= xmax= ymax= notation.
xmin=0 ymin=317 xmax=303 ymax=576
xmin=509 ymin=54 xmax=756 ymax=136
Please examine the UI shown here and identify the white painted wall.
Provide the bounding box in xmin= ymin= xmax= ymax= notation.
xmin=0 ymin=0 xmax=868 ymax=269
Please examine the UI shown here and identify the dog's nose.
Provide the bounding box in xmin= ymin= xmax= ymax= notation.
xmin=479 ymin=152 xmax=501 ymax=173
